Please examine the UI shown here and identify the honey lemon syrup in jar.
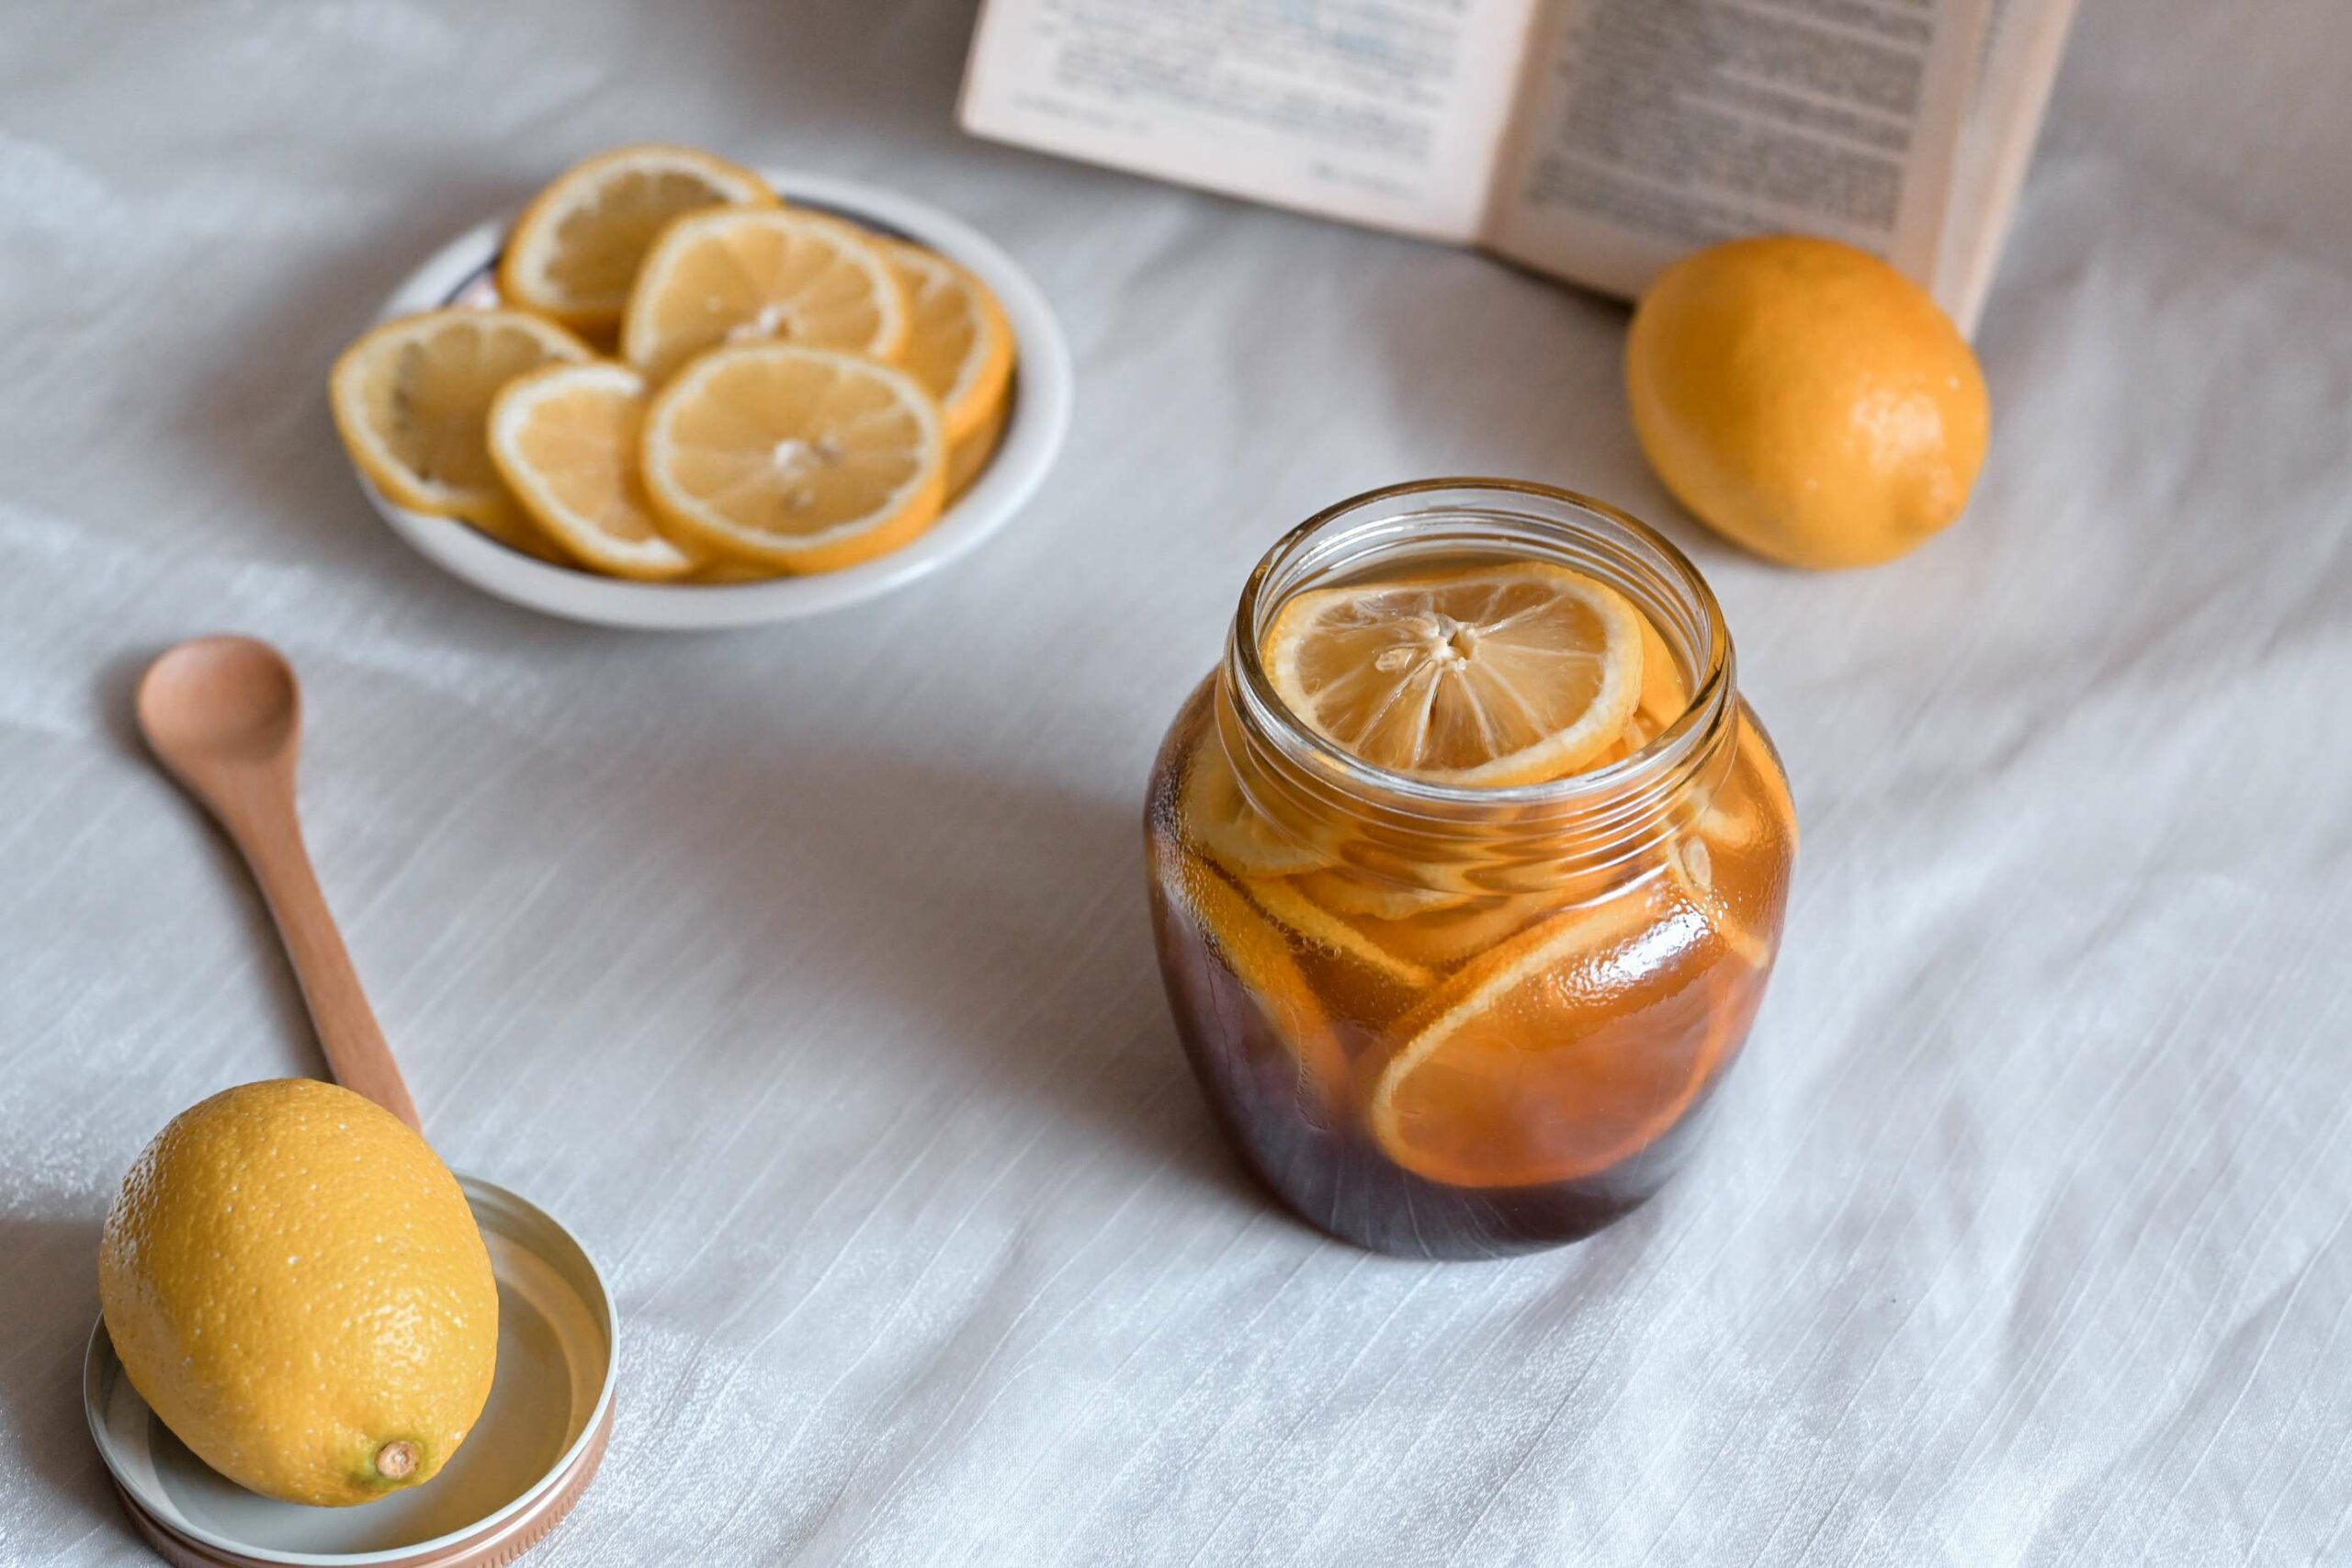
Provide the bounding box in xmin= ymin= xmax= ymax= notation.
xmin=1145 ymin=479 xmax=1796 ymax=1258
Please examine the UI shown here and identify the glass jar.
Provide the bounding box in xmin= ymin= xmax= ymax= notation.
xmin=1144 ymin=479 xmax=1796 ymax=1258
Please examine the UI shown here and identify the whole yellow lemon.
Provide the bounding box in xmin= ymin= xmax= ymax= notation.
xmin=98 ymin=1079 xmax=498 ymax=1506
xmin=1625 ymin=234 xmax=1990 ymax=570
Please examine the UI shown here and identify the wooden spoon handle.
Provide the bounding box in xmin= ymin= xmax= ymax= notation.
xmin=221 ymin=782 xmax=424 ymax=1134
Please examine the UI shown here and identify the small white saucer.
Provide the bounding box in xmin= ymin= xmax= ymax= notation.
xmin=353 ymin=168 xmax=1072 ymax=630
xmin=86 ymin=1177 xmax=616 ymax=1567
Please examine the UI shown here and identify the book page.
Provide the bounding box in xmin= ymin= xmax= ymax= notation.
xmin=1484 ymin=0 xmax=1993 ymax=310
xmin=1935 ymin=0 xmax=2080 ymax=333
xmin=960 ymin=0 xmax=1542 ymax=243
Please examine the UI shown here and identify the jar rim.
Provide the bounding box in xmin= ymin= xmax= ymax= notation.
xmin=1225 ymin=478 xmax=1736 ymax=818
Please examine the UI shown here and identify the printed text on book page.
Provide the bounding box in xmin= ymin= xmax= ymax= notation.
xmin=1485 ymin=0 xmax=1991 ymax=308
xmin=961 ymin=0 xmax=1540 ymax=241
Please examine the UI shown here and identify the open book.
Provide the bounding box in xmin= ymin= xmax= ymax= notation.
xmin=961 ymin=0 xmax=2076 ymax=335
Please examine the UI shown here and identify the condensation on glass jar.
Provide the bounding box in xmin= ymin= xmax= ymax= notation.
xmin=1144 ymin=479 xmax=1797 ymax=1258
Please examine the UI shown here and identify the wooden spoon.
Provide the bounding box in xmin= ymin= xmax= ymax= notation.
xmin=135 ymin=636 xmax=423 ymax=1133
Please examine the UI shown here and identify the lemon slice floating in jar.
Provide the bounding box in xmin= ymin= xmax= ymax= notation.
xmin=1261 ymin=562 xmax=1644 ymax=789
xmin=1170 ymin=866 xmax=1355 ymax=1121
xmin=1291 ymin=867 xmax=1468 ymax=921
xmin=639 ymin=342 xmax=944 ymax=573
xmin=622 ymin=207 xmax=909 ymax=384
xmin=1367 ymin=892 xmax=1725 ymax=1189
xmin=1699 ymin=708 xmax=1799 ymax=855
xmin=497 ymin=143 xmax=775 ymax=333
xmin=1236 ymin=872 xmax=1433 ymax=992
xmin=1177 ymin=732 xmax=1333 ymax=878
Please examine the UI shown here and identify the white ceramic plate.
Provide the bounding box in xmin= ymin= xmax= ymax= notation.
xmin=353 ymin=169 xmax=1071 ymax=630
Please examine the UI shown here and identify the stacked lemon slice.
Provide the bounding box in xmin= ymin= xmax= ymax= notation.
xmin=330 ymin=143 xmax=1016 ymax=581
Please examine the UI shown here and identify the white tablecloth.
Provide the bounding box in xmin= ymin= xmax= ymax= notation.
xmin=5 ymin=3 xmax=2348 ymax=1562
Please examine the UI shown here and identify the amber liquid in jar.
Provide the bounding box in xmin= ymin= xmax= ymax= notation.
xmin=1144 ymin=482 xmax=1795 ymax=1258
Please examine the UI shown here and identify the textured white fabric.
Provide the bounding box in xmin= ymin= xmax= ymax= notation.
xmin=4 ymin=2 xmax=2349 ymax=1562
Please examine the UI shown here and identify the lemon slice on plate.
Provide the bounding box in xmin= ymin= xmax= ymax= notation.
xmin=875 ymin=238 xmax=1013 ymax=446
xmin=623 ymin=208 xmax=908 ymax=384
xmin=330 ymin=308 xmax=593 ymax=520
xmin=1261 ymin=563 xmax=1644 ymax=788
xmin=457 ymin=492 xmax=573 ymax=566
xmin=947 ymin=396 xmax=1010 ymax=502
xmin=488 ymin=361 xmax=697 ymax=581
xmin=639 ymin=342 xmax=944 ymax=573
xmin=497 ymin=143 xmax=774 ymax=333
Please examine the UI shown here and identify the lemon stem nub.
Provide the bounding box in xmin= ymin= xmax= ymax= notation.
xmin=375 ymin=1441 xmax=419 ymax=1482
